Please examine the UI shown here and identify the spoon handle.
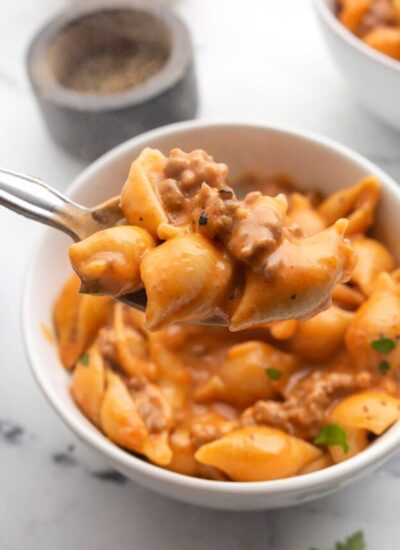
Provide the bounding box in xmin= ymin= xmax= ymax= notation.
xmin=0 ymin=168 xmax=88 ymax=240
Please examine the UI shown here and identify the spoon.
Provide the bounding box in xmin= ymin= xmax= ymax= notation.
xmin=0 ymin=167 xmax=149 ymax=311
xmin=0 ymin=167 xmax=225 ymax=323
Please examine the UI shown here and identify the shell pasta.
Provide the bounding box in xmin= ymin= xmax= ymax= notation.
xmin=54 ymin=168 xmax=400 ymax=482
xmin=337 ymin=0 xmax=400 ymax=60
xmin=69 ymin=148 xmax=355 ymax=331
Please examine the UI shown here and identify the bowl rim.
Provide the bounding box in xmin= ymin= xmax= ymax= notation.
xmin=22 ymin=119 xmax=400 ymax=498
xmin=312 ymin=0 xmax=400 ymax=75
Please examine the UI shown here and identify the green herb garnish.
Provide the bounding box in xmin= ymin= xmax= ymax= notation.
xmin=335 ymin=531 xmax=365 ymax=550
xmin=379 ymin=359 xmax=391 ymax=375
xmin=371 ymin=337 xmax=396 ymax=354
xmin=314 ymin=423 xmax=349 ymax=453
xmin=199 ymin=213 xmax=208 ymax=226
xmin=79 ymin=352 xmax=90 ymax=366
xmin=265 ymin=368 xmax=281 ymax=381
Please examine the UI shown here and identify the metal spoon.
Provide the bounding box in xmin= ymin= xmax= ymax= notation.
xmin=0 ymin=167 xmax=224 ymax=323
xmin=0 ymin=167 xmax=149 ymax=311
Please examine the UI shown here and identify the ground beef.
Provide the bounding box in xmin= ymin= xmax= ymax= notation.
xmin=97 ymin=327 xmax=116 ymax=363
xmin=241 ymin=369 xmax=373 ymax=439
xmin=157 ymin=178 xmax=188 ymax=223
xmin=131 ymin=384 xmax=171 ymax=433
xmin=164 ymin=148 xmax=228 ymax=197
xmin=226 ymin=192 xmax=285 ymax=272
xmin=190 ymin=184 xmax=237 ymax=239
xmin=158 ymin=149 xmax=305 ymax=282
xmin=190 ymin=422 xmax=221 ymax=448
xmin=157 ymin=178 xmax=186 ymax=211
xmin=357 ymin=0 xmax=397 ymax=36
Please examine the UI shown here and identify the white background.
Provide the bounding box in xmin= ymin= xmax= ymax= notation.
xmin=1 ymin=0 xmax=400 ymax=548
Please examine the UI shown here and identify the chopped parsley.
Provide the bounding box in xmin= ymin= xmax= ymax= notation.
xmin=265 ymin=368 xmax=281 ymax=381
xmin=379 ymin=359 xmax=391 ymax=375
xmin=335 ymin=531 xmax=365 ymax=550
xmin=314 ymin=423 xmax=349 ymax=453
xmin=371 ymin=337 xmax=396 ymax=354
xmin=308 ymin=531 xmax=365 ymax=550
xmin=79 ymin=352 xmax=90 ymax=366
xmin=199 ymin=213 xmax=208 ymax=225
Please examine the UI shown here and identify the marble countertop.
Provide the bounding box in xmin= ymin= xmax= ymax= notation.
xmin=1 ymin=0 xmax=400 ymax=548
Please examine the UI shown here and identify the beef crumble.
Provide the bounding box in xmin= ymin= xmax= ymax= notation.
xmin=242 ymin=369 xmax=372 ymax=439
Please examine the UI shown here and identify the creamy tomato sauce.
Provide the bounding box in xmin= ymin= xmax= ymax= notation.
xmin=54 ymin=169 xmax=400 ymax=482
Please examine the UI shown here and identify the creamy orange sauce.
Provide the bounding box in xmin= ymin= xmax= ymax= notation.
xmin=40 ymin=322 xmax=54 ymax=344
xmin=53 ymin=170 xmax=400 ymax=482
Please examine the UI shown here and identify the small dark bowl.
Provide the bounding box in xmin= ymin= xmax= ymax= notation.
xmin=26 ymin=1 xmax=198 ymax=161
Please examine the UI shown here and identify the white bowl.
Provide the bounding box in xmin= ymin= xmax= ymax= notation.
xmin=312 ymin=0 xmax=400 ymax=130
xmin=23 ymin=120 xmax=400 ymax=510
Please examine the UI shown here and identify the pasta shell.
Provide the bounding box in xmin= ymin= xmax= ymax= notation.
xmin=69 ymin=226 xmax=155 ymax=297
xmin=195 ymin=426 xmax=322 ymax=481
xmin=328 ymin=426 xmax=369 ymax=464
xmin=338 ymin=0 xmax=371 ymax=32
xmin=330 ymin=391 xmax=400 ymax=435
xmin=113 ymin=303 xmax=156 ymax=379
xmin=350 ymin=235 xmax=395 ymax=296
xmin=346 ymin=273 xmax=400 ymax=370
xmin=71 ymin=342 xmax=106 ymax=427
xmin=287 ymin=306 xmax=353 ymax=362
xmin=318 ymin=176 xmax=380 ymax=236
xmin=100 ymin=370 xmax=148 ymax=453
xmin=299 ymin=453 xmax=334 ymax=474
xmin=141 ymin=234 xmax=234 ymax=330
xmin=53 ymin=274 xmax=112 ymax=368
xmin=364 ymin=27 xmax=400 ymax=60
xmin=231 ymin=219 xmax=355 ymax=330
xmin=269 ymin=319 xmax=299 ymax=340
xmin=195 ymin=341 xmax=297 ymax=407
xmin=120 ymin=147 xmax=168 ymax=237
xmin=288 ymin=193 xmax=326 ymax=236
xmin=144 ymin=431 xmax=173 ymax=466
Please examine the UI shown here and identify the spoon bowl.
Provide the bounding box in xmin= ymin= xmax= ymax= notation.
xmin=0 ymin=167 xmax=225 ymax=324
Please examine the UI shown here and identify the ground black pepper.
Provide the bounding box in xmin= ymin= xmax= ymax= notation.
xmin=61 ymin=42 xmax=167 ymax=95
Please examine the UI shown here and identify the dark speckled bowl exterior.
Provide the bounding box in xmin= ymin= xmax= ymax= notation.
xmin=26 ymin=1 xmax=198 ymax=161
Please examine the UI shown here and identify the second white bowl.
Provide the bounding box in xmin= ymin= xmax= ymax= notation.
xmin=313 ymin=0 xmax=400 ymax=130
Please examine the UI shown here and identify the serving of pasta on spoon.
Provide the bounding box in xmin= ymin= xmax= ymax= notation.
xmin=68 ymin=147 xmax=356 ymax=331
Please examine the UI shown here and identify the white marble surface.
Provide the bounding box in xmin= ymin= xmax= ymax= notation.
xmin=1 ymin=0 xmax=400 ymax=548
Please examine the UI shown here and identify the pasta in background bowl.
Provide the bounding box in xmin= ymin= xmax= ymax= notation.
xmin=312 ymin=0 xmax=400 ymax=130
xmin=23 ymin=121 xmax=400 ymax=510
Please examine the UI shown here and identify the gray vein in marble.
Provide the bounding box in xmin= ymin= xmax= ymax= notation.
xmin=51 ymin=448 xmax=77 ymax=467
xmin=0 ymin=419 xmax=28 ymax=444
xmin=90 ymin=469 xmax=128 ymax=485
xmin=48 ymin=441 xmax=130 ymax=485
